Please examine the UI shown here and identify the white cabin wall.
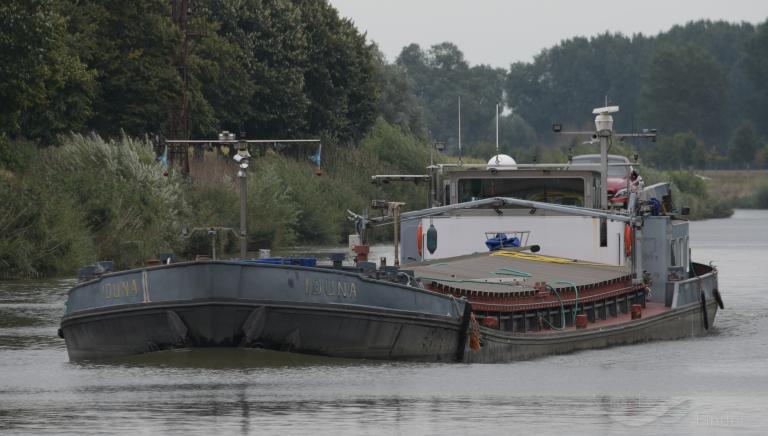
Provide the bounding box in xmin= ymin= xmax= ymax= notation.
xmin=413 ymin=215 xmax=628 ymax=266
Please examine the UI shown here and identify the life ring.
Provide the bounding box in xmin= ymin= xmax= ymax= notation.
xmin=417 ymin=222 xmax=423 ymax=257
xmin=624 ymin=224 xmax=632 ymax=257
xmin=700 ymin=291 xmax=709 ymax=330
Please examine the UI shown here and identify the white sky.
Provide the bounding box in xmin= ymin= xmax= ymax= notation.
xmin=329 ymin=0 xmax=768 ymax=68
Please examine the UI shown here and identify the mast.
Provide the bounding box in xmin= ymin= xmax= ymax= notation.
xmin=168 ymin=0 xmax=205 ymax=174
xmin=495 ymin=103 xmax=500 ymax=163
xmin=593 ymin=105 xmax=618 ymax=209
xmin=458 ymin=96 xmax=462 ymax=166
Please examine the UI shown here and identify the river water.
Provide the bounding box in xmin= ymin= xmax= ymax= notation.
xmin=1 ymin=210 xmax=767 ymax=435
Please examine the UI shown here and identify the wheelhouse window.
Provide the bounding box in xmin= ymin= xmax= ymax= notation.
xmin=457 ymin=177 xmax=585 ymax=206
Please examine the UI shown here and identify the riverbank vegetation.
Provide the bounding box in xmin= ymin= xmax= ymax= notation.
xmin=0 ymin=122 xmax=431 ymax=278
xmin=2 ymin=1 xmax=768 ymax=277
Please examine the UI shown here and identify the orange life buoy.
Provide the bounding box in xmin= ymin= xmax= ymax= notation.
xmin=417 ymin=222 xmax=423 ymax=257
xmin=624 ymin=223 xmax=632 ymax=257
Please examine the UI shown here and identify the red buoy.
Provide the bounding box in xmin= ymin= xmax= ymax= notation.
xmin=575 ymin=314 xmax=588 ymax=329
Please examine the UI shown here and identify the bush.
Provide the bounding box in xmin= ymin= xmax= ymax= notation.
xmin=0 ymin=121 xmax=438 ymax=277
xmin=752 ymin=184 xmax=768 ymax=209
xmin=0 ymin=172 xmax=93 ymax=278
xmin=43 ymin=134 xmax=188 ymax=269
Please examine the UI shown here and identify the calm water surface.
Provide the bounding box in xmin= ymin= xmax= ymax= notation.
xmin=1 ymin=210 xmax=767 ymax=435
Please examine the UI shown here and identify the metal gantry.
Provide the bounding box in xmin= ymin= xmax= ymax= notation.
xmin=165 ymin=134 xmax=320 ymax=258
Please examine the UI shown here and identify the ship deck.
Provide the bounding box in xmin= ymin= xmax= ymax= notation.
xmin=521 ymin=301 xmax=670 ymax=334
xmin=410 ymin=251 xmax=633 ymax=296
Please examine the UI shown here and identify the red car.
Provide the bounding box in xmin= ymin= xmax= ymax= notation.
xmin=571 ymin=154 xmax=639 ymax=206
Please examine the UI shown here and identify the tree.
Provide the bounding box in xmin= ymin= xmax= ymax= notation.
xmin=728 ymin=121 xmax=760 ymax=168
xmin=506 ymin=33 xmax=649 ymax=136
xmin=642 ymin=131 xmax=709 ymax=170
xmin=639 ymin=45 xmax=727 ymax=144
xmin=743 ymin=20 xmax=768 ymax=137
xmin=205 ymin=0 xmax=378 ymax=142
xmin=296 ymin=0 xmax=378 ymax=143
xmin=188 ymin=27 xmax=256 ymax=137
xmin=396 ymin=42 xmax=505 ymax=150
xmin=0 ymin=0 xmax=95 ymax=144
xmin=370 ymin=45 xmax=427 ymax=138
xmin=64 ymin=0 xmax=182 ymax=137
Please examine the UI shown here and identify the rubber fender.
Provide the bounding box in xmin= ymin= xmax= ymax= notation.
xmin=700 ymin=291 xmax=709 ymax=330
xmin=167 ymin=310 xmax=188 ymax=342
xmin=284 ymin=329 xmax=301 ymax=351
xmin=242 ymin=306 xmax=267 ymax=343
xmin=713 ymin=288 xmax=724 ymax=310
xmin=426 ymin=224 xmax=438 ymax=254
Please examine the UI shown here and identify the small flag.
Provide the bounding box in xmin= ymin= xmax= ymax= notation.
xmin=159 ymin=144 xmax=169 ymax=176
xmin=310 ymin=143 xmax=322 ymax=167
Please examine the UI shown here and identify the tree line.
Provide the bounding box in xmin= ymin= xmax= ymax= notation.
xmin=1 ymin=2 xmax=767 ymax=168
xmin=0 ymin=0 xmax=378 ymax=146
xmin=391 ymin=21 xmax=768 ymax=169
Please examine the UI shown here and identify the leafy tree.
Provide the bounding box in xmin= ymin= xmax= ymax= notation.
xmin=743 ymin=20 xmax=768 ymax=137
xmin=205 ymin=0 xmax=378 ymax=142
xmin=506 ymin=33 xmax=649 ymax=136
xmin=643 ymin=131 xmax=709 ymax=169
xmin=295 ymin=0 xmax=378 ymax=143
xmin=657 ymin=21 xmax=757 ymax=136
xmin=0 ymin=0 xmax=95 ymax=144
xmin=370 ymin=45 xmax=427 ymax=138
xmin=728 ymin=121 xmax=760 ymax=168
xmin=64 ymin=0 xmax=182 ymax=137
xmin=396 ymin=42 xmax=505 ymax=150
xmin=206 ymin=0 xmax=311 ymax=139
xmin=188 ymin=27 xmax=256 ymax=137
xmin=639 ymin=45 xmax=726 ymax=144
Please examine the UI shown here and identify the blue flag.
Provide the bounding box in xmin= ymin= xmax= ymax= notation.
xmin=310 ymin=143 xmax=322 ymax=167
xmin=159 ymin=144 xmax=169 ymax=170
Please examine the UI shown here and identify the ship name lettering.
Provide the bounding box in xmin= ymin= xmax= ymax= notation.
xmin=305 ymin=278 xmax=357 ymax=298
xmin=102 ymin=279 xmax=139 ymax=300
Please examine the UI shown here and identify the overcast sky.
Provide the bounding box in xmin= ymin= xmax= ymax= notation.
xmin=328 ymin=0 xmax=768 ymax=68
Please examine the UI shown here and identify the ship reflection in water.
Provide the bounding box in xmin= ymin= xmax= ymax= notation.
xmin=0 ymin=210 xmax=766 ymax=434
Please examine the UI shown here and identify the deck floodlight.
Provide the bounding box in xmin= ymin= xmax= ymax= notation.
xmin=234 ymin=148 xmax=250 ymax=169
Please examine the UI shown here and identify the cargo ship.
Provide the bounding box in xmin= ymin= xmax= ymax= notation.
xmin=59 ymin=105 xmax=722 ymax=362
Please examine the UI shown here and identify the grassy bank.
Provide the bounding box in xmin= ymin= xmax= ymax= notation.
xmin=698 ymin=170 xmax=768 ymax=209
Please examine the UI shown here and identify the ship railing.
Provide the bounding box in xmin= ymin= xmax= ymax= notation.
xmin=669 ymin=266 xmax=718 ymax=308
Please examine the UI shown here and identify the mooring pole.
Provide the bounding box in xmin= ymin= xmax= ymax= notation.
xmin=236 ymin=141 xmax=251 ymax=259
xmin=389 ymin=202 xmax=405 ymax=267
xmin=239 ymin=168 xmax=247 ymax=258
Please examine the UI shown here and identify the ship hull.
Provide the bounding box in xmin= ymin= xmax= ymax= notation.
xmin=60 ymin=261 xmax=466 ymax=362
xmin=61 ymin=300 xmax=464 ymax=361
xmin=465 ymin=300 xmax=718 ymax=363
xmin=60 ymin=260 xmax=720 ymax=363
